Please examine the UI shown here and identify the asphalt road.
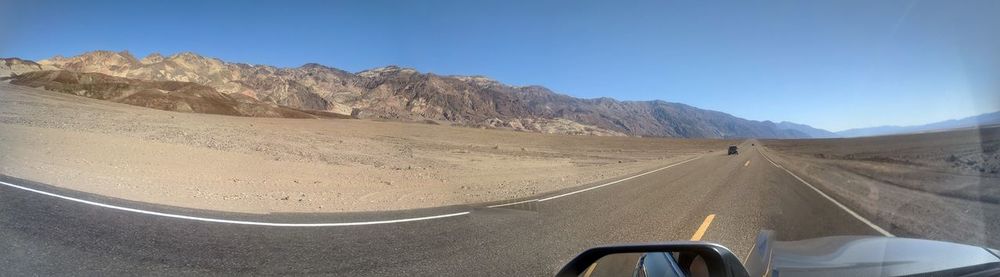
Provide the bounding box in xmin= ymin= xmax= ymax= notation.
xmin=0 ymin=141 xmax=884 ymax=276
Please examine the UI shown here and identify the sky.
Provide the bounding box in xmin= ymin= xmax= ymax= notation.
xmin=1 ymin=0 xmax=997 ymax=132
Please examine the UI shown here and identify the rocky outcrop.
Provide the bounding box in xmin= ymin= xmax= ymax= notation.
xmin=1 ymin=58 xmax=58 ymax=77
xmin=8 ymin=70 xmax=327 ymax=119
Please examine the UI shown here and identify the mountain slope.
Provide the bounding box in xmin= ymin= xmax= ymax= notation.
xmin=0 ymin=57 xmax=58 ymax=77
xmin=18 ymin=50 xmax=815 ymax=138
xmin=837 ymin=111 xmax=1000 ymax=137
xmin=774 ymin=121 xmax=839 ymax=138
xmin=7 ymin=70 xmax=328 ymax=119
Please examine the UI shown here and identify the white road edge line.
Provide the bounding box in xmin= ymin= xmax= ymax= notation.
xmin=0 ymin=180 xmax=470 ymax=227
xmin=486 ymin=198 xmax=539 ymax=208
xmin=756 ymin=149 xmax=895 ymax=237
xmin=536 ymin=156 xmax=701 ymax=202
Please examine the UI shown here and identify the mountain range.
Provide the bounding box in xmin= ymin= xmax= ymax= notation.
xmin=21 ymin=51 xmax=1000 ymax=138
xmin=774 ymin=121 xmax=840 ymax=138
xmin=6 ymin=70 xmax=345 ymax=119
xmin=836 ymin=111 xmax=1000 ymax=137
xmin=0 ymin=50 xmax=853 ymax=138
xmin=7 ymin=50 xmax=995 ymax=139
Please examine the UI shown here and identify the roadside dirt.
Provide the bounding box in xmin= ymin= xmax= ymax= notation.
xmin=762 ymin=127 xmax=1000 ymax=247
xmin=0 ymin=83 xmax=732 ymax=213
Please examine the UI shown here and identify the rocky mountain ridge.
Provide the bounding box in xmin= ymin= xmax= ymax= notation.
xmin=7 ymin=70 xmax=332 ymax=118
xmin=7 ymin=50 xmax=820 ymax=138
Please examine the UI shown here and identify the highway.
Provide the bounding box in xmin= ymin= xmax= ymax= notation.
xmin=0 ymin=142 xmax=885 ymax=276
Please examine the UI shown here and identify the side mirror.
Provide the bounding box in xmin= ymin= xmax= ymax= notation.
xmin=555 ymin=241 xmax=749 ymax=277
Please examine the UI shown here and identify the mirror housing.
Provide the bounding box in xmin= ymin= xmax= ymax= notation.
xmin=555 ymin=241 xmax=749 ymax=277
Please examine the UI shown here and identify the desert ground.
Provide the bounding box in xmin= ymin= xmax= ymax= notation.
xmin=762 ymin=127 xmax=1000 ymax=247
xmin=4 ymin=81 xmax=996 ymax=248
xmin=0 ymin=83 xmax=733 ymax=213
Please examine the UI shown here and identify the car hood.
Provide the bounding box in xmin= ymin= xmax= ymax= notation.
xmin=745 ymin=231 xmax=1000 ymax=277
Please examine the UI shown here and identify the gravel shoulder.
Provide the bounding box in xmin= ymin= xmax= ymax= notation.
xmin=761 ymin=128 xmax=1000 ymax=247
xmin=0 ymin=83 xmax=732 ymax=213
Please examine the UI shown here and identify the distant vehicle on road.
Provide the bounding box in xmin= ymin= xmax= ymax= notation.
xmin=727 ymin=146 xmax=739 ymax=155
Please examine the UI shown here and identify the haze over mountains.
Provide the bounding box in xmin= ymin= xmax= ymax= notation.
xmin=5 ymin=50 xmax=988 ymax=139
xmin=836 ymin=111 xmax=1000 ymax=138
xmin=774 ymin=121 xmax=840 ymax=138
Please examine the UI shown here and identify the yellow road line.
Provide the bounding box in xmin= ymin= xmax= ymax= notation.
xmin=582 ymin=262 xmax=598 ymax=277
xmin=744 ymin=160 xmax=750 ymax=167
xmin=690 ymin=214 xmax=716 ymax=241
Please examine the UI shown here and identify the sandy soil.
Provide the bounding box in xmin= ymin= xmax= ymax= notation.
xmin=762 ymin=127 xmax=1000 ymax=247
xmin=0 ymin=83 xmax=732 ymax=213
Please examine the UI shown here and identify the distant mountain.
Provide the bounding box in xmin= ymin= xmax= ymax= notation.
xmin=773 ymin=121 xmax=839 ymax=138
xmin=836 ymin=126 xmax=906 ymax=138
xmin=0 ymin=57 xmax=57 ymax=77
xmin=836 ymin=111 xmax=1000 ymax=137
xmin=3 ymin=51 xmax=819 ymax=138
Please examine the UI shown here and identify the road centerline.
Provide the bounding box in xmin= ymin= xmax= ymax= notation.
xmin=690 ymin=214 xmax=716 ymax=241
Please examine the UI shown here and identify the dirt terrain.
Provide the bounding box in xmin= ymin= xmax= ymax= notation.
xmin=0 ymin=83 xmax=732 ymax=213
xmin=762 ymin=127 xmax=1000 ymax=247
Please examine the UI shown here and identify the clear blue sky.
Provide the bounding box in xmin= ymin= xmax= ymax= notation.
xmin=1 ymin=0 xmax=997 ymax=131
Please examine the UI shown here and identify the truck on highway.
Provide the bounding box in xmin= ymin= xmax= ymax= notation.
xmin=727 ymin=145 xmax=739 ymax=155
